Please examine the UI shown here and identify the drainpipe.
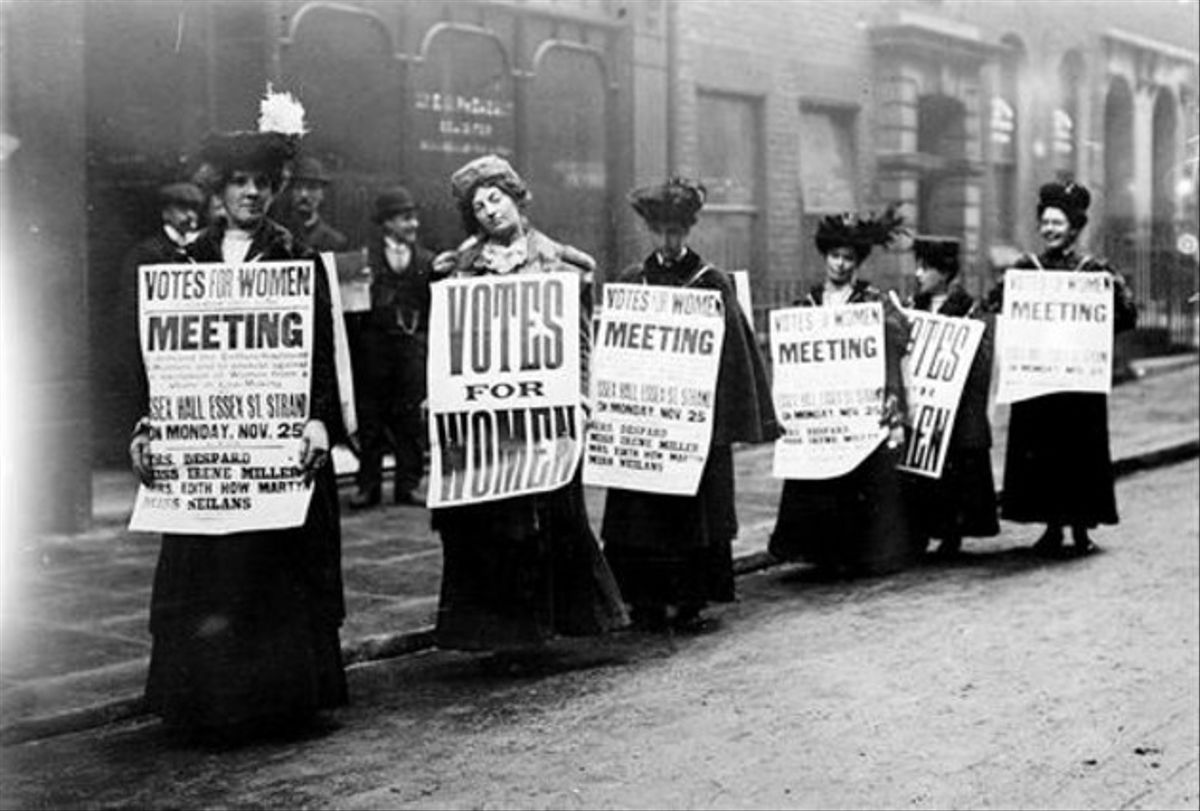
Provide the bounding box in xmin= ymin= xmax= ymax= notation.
xmin=666 ymin=0 xmax=678 ymax=175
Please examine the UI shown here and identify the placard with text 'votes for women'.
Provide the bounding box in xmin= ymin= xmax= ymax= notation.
xmin=427 ymin=273 xmax=583 ymax=508
xmin=896 ymin=309 xmax=985 ymax=479
xmin=129 ymin=261 xmax=315 ymax=535
xmin=995 ymin=269 xmax=1114 ymax=404
xmin=771 ymin=302 xmax=889 ymax=480
xmin=583 ymin=284 xmax=726 ymax=496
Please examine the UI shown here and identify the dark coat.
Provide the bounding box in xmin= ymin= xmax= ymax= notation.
xmin=294 ymin=216 xmax=349 ymax=254
xmin=601 ymin=249 xmax=780 ymax=609
xmin=353 ymin=237 xmax=438 ymax=494
xmin=119 ymin=230 xmax=196 ymax=422
xmin=363 ymin=236 xmax=437 ymax=337
xmin=902 ymin=284 xmax=999 ymax=541
xmin=986 ymin=248 xmax=1132 ymax=527
xmin=143 ymin=217 xmax=348 ymax=735
xmin=769 ymin=277 xmax=915 ymax=574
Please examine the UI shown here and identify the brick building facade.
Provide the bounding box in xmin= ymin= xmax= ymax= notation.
xmin=2 ymin=0 xmax=1197 ymax=531
xmin=630 ymin=0 xmax=1199 ymax=336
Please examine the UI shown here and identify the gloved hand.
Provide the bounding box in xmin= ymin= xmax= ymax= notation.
xmin=298 ymin=419 xmax=330 ymax=485
xmin=130 ymin=430 xmax=155 ymax=486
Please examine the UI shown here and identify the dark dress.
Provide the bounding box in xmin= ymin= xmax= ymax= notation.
xmin=354 ymin=237 xmax=436 ymax=498
xmin=600 ymin=249 xmax=779 ymax=611
xmin=430 ymin=229 xmax=628 ymax=651
xmin=987 ymin=248 xmax=1137 ymax=528
xmin=769 ymin=279 xmax=915 ymax=575
xmin=901 ymin=285 xmax=1000 ymax=544
xmin=143 ymin=219 xmax=348 ymax=736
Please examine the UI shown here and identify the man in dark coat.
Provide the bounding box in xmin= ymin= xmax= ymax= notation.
xmin=117 ymin=182 xmax=206 ymax=429
xmin=350 ymin=186 xmax=437 ymax=508
xmin=601 ymin=177 xmax=779 ymax=632
xmin=284 ymin=156 xmax=349 ymax=254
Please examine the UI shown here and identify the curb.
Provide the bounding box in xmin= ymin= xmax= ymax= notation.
xmin=4 ymin=436 xmax=1198 ymax=748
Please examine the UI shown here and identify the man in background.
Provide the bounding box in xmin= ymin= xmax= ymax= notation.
xmin=117 ymin=181 xmax=207 ymax=430
xmin=351 ymin=186 xmax=436 ymax=508
xmin=285 ymin=156 xmax=348 ymax=253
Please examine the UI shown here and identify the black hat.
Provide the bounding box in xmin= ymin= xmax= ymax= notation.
xmin=1037 ymin=180 xmax=1091 ymax=229
xmin=913 ymin=235 xmax=961 ymax=279
xmin=814 ymin=204 xmax=907 ymax=261
xmin=628 ymin=177 xmax=707 ymax=229
xmin=157 ymin=182 xmax=206 ymax=210
xmin=374 ymin=186 xmax=417 ymax=223
xmin=291 ymin=156 xmax=332 ymax=185
xmin=196 ymin=87 xmax=307 ymax=181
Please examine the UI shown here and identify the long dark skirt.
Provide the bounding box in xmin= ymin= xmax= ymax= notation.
xmin=903 ymin=447 xmax=1000 ymax=543
xmin=770 ymin=443 xmax=914 ymax=575
xmin=144 ymin=466 xmax=347 ymax=734
xmin=1001 ymin=392 xmax=1118 ymax=527
xmin=432 ymin=476 xmax=628 ymax=652
xmin=601 ymin=446 xmax=737 ymax=609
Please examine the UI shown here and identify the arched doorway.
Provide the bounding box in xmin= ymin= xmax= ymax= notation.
xmin=281 ymin=4 xmax=400 ymax=250
xmin=1102 ymin=77 xmax=1136 ymax=284
xmin=1150 ymin=87 xmax=1180 ymax=333
xmin=917 ymin=94 xmax=969 ymax=238
xmin=527 ymin=45 xmax=612 ymax=280
xmin=1055 ymin=51 xmax=1085 ymax=180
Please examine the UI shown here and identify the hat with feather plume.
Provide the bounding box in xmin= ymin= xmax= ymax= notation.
xmin=197 ymin=85 xmax=307 ymax=181
xmin=814 ymin=204 xmax=908 ymax=261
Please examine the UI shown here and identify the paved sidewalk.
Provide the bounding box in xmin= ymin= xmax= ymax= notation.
xmin=1 ymin=355 xmax=1196 ymax=743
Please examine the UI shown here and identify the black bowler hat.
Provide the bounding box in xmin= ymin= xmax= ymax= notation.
xmin=628 ymin=176 xmax=707 ymax=229
xmin=291 ymin=156 xmax=333 ymax=185
xmin=913 ymin=235 xmax=961 ymax=279
xmin=373 ymin=186 xmax=417 ymax=223
xmin=157 ymin=182 xmax=206 ymax=211
xmin=1037 ymin=180 xmax=1091 ymax=229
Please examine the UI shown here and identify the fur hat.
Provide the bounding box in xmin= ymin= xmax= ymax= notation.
xmin=814 ymin=204 xmax=907 ymax=261
xmin=197 ymin=86 xmax=306 ymax=183
xmin=912 ymin=235 xmax=961 ymax=279
xmin=1037 ymin=180 xmax=1091 ymax=229
xmin=374 ymin=186 xmax=417 ymax=223
xmin=449 ymin=154 xmax=529 ymax=205
xmin=157 ymin=182 xmax=206 ymax=211
xmin=628 ymin=177 xmax=707 ymax=229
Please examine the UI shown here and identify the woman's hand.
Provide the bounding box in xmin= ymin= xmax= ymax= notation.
xmin=298 ymin=419 xmax=330 ymax=485
xmin=431 ymin=250 xmax=458 ymax=277
xmin=129 ymin=431 xmax=155 ymax=486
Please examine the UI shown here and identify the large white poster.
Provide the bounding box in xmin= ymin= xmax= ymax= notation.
xmin=771 ymin=302 xmax=888 ymax=480
xmin=129 ymin=261 xmax=316 ymax=534
xmin=995 ymin=269 xmax=1114 ymax=404
xmin=426 ymin=273 xmax=583 ymax=508
xmin=583 ymin=283 xmax=725 ymax=495
xmin=897 ymin=310 xmax=985 ymax=479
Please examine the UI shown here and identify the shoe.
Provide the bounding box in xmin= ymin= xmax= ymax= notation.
xmin=933 ymin=536 xmax=963 ymax=558
xmin=1032 ymin=526 xmax=1065 ymax=558
xmin=349 ymin=489 xmax=381 ymax=509
xmin=630 ymin=604 xmax=669 ymax=632
xmin=671 ymin=604 xmax=716 ymax=633
xmin=393 ymin=489 xmax=422 ymax=506
xmin=1070 ymin=527 xmax=1099 ymax=556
